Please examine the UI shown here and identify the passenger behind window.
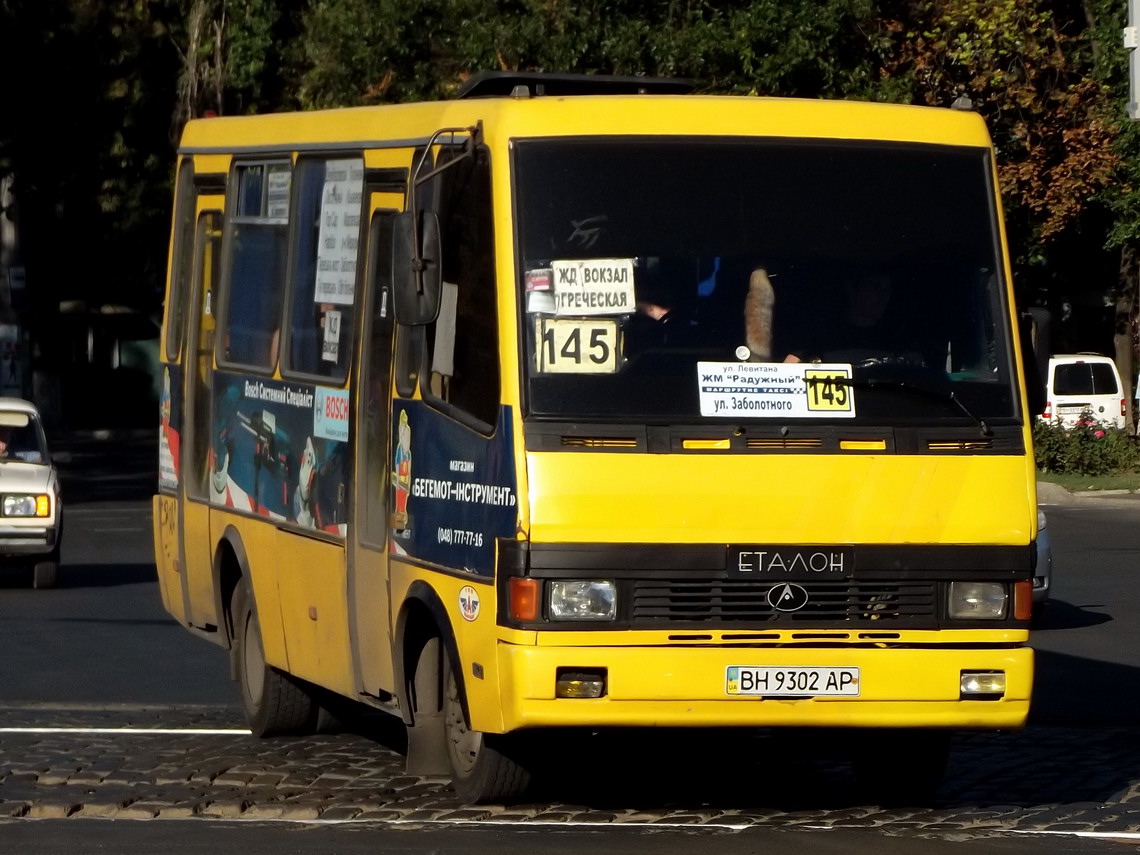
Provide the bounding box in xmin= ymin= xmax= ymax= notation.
xmin=626 ymin=257 xmax=699 ymax=353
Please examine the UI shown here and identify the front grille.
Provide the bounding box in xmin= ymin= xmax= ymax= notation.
xmin=746 ymin=437 xmax=824 ymax=449
xmin=630 ymin=578 xmax=937 ymax=626
xmin=927 ymin=439 xmax=994 ymax=451
xmin=561 ymin=436 xmax=639 ymax=448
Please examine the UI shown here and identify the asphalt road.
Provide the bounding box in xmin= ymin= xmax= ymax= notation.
xmin=1030 ymin=494 xmax=1140 ymax=727
xmin=1 ymin=432 xmax=1139 ymax=852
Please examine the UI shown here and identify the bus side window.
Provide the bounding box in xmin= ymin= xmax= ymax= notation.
xmin=424 ymin=150 xmax=499 ymax=429
xmin=219 ymin=161 xmax=291 ymax=371
xmin=283 ymin=157 xmax=364 ymax=382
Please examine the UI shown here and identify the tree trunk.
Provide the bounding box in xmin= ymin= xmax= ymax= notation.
xmin=1113 ymin=244 xmax=1138 ymax=432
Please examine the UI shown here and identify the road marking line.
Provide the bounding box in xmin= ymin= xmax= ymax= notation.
xmin=0 ymin=727 xmax=250 ymax=735
xmin=92 ymin=816 xmax=756 ymax=830
xmin=44 ymin=816 xmax=1140 ymax=838
xmin=67 ymin=509 xmax=151 ymax=515
xmin=8 ymin=812 xmax=1140 ymax=837
xmin=267 ymin=821 xmax=1140 ymax=837
xmin=1006 ymin=829 xmax=1140 ymax=841
xmin=330 ymin=818 xmax=753 ymax=830
xmin=0 ymin=702 xmax=234 ymax=710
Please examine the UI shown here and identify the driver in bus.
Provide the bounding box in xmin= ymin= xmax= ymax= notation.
xmin=782 ymin=271 xmax=897 ymax=365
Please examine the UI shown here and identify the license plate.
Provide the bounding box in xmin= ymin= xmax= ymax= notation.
xmin=726 ymin=666 xmax=860 ymax=697
xmin=728 ymin=546 xmax=852 ymax=579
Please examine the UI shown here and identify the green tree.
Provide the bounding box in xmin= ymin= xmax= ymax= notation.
xmin=1084 ymin=0 xmax=1140 ymax=418
xmin=872 ymin=0 xmax=1131 ymax=420
xmin=0 ymin=1 xmax=183 ymax=421
xmin=297 ymin=0 xmax=889 ymax=107
xmin=876 ymin=0 xmax=1118 ymax=266
xmin=174 ymin=0 xmax=307 ymax=124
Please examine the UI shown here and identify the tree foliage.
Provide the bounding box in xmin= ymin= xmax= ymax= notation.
xmin=877 ymin=0 xmax=1119 ymax=260
xmin=1084 ymin=0 xmax=1140 ymax=250
xmin=174 ymin=0 xmax=306 ymax=123
xmin=1 ymin=0 xmax=182 ymax=318
xmin=298 ymin=0 xmax=889 ymax=106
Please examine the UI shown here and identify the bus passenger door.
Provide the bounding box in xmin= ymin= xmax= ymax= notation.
xmin=350 ymin=198 xmax=401 ymax=698
xmin=180 ymin=204 xmax=224 ymax=629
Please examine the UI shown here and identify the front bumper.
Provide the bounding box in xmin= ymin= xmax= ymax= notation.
xmin=495 ymin=642 xmax=1032 ymax=731
xmin=0 ymin=523 xmax=59 ymax=557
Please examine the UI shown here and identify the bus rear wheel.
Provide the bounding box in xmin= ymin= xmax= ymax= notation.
xmin=443 ymin=653 xmax=531 ymax=803
xmin=231 ymin=578 xmax=319 ymax=737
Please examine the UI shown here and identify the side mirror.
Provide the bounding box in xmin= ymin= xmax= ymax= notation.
xmin=1019 ymin=307 xmax=1050 ymax=418
xmin=392 ymin=211 xmax=442 ymax=325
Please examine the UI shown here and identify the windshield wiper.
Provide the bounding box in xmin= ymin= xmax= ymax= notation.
xmin=808 ymin=376 xmax=994 ymax=438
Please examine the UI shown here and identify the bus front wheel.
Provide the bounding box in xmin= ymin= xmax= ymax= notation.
xmin=443 ymin=652 xmax=531 ymax=803
xmin=231 ymin=578 xmax=319 ymax=737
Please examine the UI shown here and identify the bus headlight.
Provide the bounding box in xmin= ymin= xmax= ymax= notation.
xmin=948 ymin=581 xmax=1007 ymax=619
xmin=549 ymin=580 xmax=617 ymax=621
xmin=4 ymin=494 xmax=49 ymax=517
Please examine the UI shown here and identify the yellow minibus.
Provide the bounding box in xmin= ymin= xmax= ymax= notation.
xmin=154 ymin=72 xmax=1045 ymax=803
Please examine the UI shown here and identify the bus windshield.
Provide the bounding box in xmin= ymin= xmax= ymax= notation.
xmin=514 ymin=138 xmax=1017 ymax=424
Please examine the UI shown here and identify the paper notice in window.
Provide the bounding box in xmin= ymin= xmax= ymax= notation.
xmin=322 ymin=309 xmax=342 ymax=363
xmin=266 ymin=167 xmax=291 ymax=220
xmin=697 ymin=362 xmax=856 ymax=418
xmin=315 ymin=158 xmax=364 ymax=306
xmin=551 ymin=259 xmax=635 ymax=316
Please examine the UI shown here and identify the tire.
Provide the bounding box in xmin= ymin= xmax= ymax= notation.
xmin=231 ymin=578 xmax=319 ymax=737
xmin=32 ymin=560 xmax=58 ymax=590
xmin=851 ymin=728 xmax=951 ymax=806
xmin=443 ymin=651 xmax=531 ymax=803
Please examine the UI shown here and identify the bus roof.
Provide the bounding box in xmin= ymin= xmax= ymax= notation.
xmin=178 ymin=91 xmax=994 ymax=155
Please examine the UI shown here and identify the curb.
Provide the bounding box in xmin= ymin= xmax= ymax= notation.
xmin=1037 ymin=482 xmax=1074 ymax=505
xmin=1037 ymin=481 xmax=1140 ymax=505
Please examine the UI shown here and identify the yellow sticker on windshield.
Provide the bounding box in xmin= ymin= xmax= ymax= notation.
xmin=805 ymin=370 xmax=855 ymax=412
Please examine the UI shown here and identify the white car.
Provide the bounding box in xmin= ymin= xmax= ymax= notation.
xmin=0 ymin=399 xmax=62 ymax=588
xmin=1039 ymin=353 xmax=1127 ymax=430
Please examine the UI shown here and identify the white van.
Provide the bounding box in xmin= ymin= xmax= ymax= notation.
xmin=1040 ymin=353 xmax=1126 ymax=430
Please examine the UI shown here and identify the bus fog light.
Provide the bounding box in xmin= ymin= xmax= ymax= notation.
xmin=556 ymin=668 xmax=607 ymax=698
xmin=549 ymin=580 xmax=616 ymax=621
xmin=948 ymin=582 xmax=1007 ymax=619
xmin=960 ymin=670 xmax=1006 ymax=698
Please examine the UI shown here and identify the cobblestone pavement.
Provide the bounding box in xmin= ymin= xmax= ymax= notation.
xmin=2 ymin=703 xmax=1140 ymax=843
